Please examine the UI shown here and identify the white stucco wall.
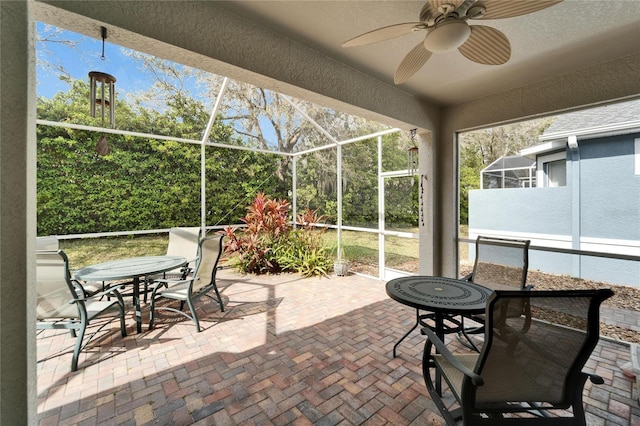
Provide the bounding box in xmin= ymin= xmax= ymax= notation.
xmin=0 ymin=1 xmax=37 ymax=424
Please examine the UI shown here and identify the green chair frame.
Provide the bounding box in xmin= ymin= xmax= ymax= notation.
xmin=36 ymin=250 xmax=127 ymax=371
xmin=422 ymin=289 xmax=613 ymax=425
xmin=458 ymin=235 xmax=531 ymax=350
xmin=149 ymin=234 xmax=225 ymax=332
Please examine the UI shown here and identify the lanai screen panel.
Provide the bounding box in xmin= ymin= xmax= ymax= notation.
xmin=342 ymin=140 xmax=378 ymax=229
xmin=384 ymin=234 xmax=418 ymax=273
xmin=381 ymin=131 xmax=413 ymax=173
xmin=36 ymin=134 xmax=203 ymax=235
xmin=384 ymin=176 xmax=418 ymax=233
xmin=342 ymin=231 xmax=380 ymax=276
xmin=203 ymin=146 xmax=290 ymax=229
xmin=218 ymin=84 xmax=358 ymax=154
xmin=219 ymin=83 xmax=307 ymax=152
xmin=296 ymin=149 xmax=337 ymax=223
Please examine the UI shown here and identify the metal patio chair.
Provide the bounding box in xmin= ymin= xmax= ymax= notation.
xmin=36 ymin=250 xmax=127 ymax=371
xmin=149 ymin=234 xmax=225 ymax=332
xmin=162 ymin=226 xmax=201 ymax=278
xmin=37 ymin=236 xmax=110 ymax=297
xmin=142 ymin=226 xmax=201 ymax=302
xmin=458 ymin=235 xmax=531 ymax=350
xmin=422 ymin=288 xmax=613 ymax=425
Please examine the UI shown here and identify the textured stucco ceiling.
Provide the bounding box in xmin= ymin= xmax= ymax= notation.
xmin=218 ymin=0 xmax=640 ymax=106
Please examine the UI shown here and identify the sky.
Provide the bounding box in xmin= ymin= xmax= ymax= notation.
xmin=37 ymin=22 xmax=149 ymax=99
xmin=36 ymin=21 xmax=209 ymax=112
xmin=35 ymin=22 xmax=259 ymax=141
xmin=34 ymin=22 xmax=382 ymax=150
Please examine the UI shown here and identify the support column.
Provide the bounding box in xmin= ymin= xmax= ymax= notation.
xmin=418 ymin=132 xmax=435 ymax=275
xmin=377 ymin=136 xmax=384 ymax=279
xmin=200 ymin=77 xmax=228 ymax=234
xmin=1 ymin=1 xmax=37 ymax=423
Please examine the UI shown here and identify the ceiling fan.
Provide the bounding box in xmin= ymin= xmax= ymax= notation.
xmin=343 ymin=0 xmax=563 ymax=84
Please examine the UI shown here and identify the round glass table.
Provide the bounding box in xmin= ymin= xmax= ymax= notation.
xmin=75 ymin=256 xmax=187 ymax=333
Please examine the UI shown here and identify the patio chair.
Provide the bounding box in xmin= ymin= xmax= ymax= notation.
xmin=149 ymin=234 xmax=225 ymax=332
xmin=464 ymin=236 xmax=530 ymax=289
xmin=457 ymin=235 xmax=531 ymax=350
xmin=37 ymin=236 xmax=111 ymax=296
xmin=142 ymin=226 xmax=201 ymax=302
xmin=422 ymin=288 xmax=613 ymax=425
xmin=36 ymin=250 xmax=127 ymax=371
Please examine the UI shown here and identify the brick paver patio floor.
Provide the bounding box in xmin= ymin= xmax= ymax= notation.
xmin=37 ymin=270 xmax=640 ymax=425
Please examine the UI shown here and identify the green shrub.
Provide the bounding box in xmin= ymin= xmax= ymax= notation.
xmin=275 ymin=230 xmax=333 ymax=277
xmin=222 ymin=194 xmax=332 ymax=276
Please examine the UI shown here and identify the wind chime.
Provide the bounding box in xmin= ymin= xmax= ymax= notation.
xmin=408 ymin=128 xmax=418 ymax=176
xmin=89 ymin=26 xmax=116 ymax=156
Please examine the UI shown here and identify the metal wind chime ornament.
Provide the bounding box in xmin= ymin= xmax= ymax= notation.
xmin=408 ymin=129 xmax=418 ymax=176
xmin=89 ymin=26 xmax=116 ymax=156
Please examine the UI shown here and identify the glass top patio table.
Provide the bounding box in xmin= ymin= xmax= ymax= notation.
xmin=75 ymin=255 xmax=187 ymax=333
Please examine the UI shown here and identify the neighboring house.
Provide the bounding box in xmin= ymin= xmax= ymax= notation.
xmin=469 ymin=99 xmax=640 ymax=287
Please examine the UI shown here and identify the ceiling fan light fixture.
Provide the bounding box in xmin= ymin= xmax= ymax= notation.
xmin=423 ymin=20 xmax=471 ymax=53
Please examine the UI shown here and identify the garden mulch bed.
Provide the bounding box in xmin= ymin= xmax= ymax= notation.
xmin=525 ymin=269 xmax=640 ymax=344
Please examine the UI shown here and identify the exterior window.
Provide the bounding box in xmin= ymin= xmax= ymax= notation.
xmin=537 ymin=151 xmax=566 ymax=187
xmin=544 ymin=159 xmax=566 ymax=187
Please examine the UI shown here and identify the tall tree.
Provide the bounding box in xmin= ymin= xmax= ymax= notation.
xmin=459 ymin=118 xmax=553 ymax=167
xmin=127 ymin=51 xmax=392 ymax=191
xmin=458 ymin=118 xmax=553 ymax=225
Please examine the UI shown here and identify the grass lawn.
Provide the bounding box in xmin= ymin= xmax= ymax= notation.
xmin=60 ymin=234 xmax=168 ymax=269
xmin=59 ymin=228 xmax=422 ymax=275
xmin=322 ymin=229 xmax=418 ymax=273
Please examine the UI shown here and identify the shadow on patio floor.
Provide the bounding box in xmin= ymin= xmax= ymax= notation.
xmin=37 ymin=270 xmax=639 ymax=425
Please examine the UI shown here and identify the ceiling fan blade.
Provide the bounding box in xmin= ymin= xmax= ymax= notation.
xmin=343 ymin=22 xmax=425 ymax=47
xmin=458 ymin=25 xmax=510 ymax=65
xmin=394 ymin=42 xmax=433 ymax=84
xmin=472 ymin=0 xmax=563 ymax=20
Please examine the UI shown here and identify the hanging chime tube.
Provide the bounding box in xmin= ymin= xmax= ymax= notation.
xmin=100 ymin=78 xmax=106 ymax=124
xmin=90 ymin=76 xmax=96 ymax=117
xmin=89 ymin=71 xmax=117 ymax=128
xmin=109 ymin=79 xmax=115 ymax=127
xmin=408 ymin=146 xmax=418 ymax=176
xmin=408 ymin=128 xmax=418 ymax=175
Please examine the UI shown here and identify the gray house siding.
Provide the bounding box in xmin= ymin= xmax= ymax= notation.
xmin=578 ymin=135 xmax=639 ymax=241
xmin=468 ymin=133 xmax=640 ymax=287
xmin=469 ymin=186 xmax=571 ymax=235
xmin=469 ymin=186 xmax=575 ymax=276
xmin=575 ymin=134 xmax=640 ymax=284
